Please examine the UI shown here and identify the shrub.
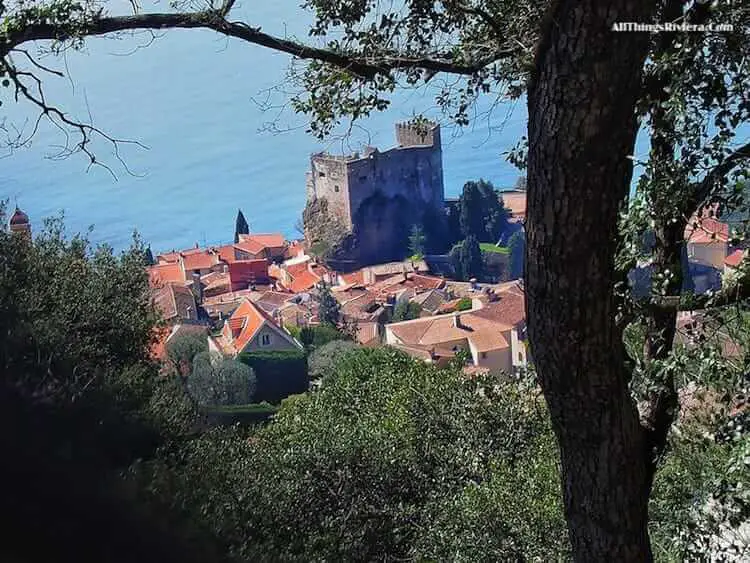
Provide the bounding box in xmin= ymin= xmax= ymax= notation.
xmin=239 ymin=350 xmax=309 ymax=403
xmin=456 ymin=297 xmax=473 ymax=311
xmin=187 ymin=352 xmax=256 ymax=407
xmin=299 ymin=324 xmax=348 ymax=350
xmin=308 ymin=340 xmax=360 ymax=381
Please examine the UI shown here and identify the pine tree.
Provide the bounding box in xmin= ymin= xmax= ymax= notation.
xmin=234 ymin=209 xmax=250 ymax=244
xmin=143 ymin=246 xmax=155 ymax=266
xmin=317 ymin=281 xmax=341 ymax=327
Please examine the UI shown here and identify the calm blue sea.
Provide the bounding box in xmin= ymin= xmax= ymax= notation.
xmin=1 ymin=1 xmax=639 ymax=254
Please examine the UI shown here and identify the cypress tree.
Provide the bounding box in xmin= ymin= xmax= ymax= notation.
xmin=143 ymin=246 xmax=155 ymax=266
xmin=235 ymin=209 xmax=250 ymax=243
xmin=508 ymin=230 xmax=525 ymax=280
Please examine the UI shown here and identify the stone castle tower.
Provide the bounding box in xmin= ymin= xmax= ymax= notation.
xmin=305 ymin=121 xmax=445 ymax=231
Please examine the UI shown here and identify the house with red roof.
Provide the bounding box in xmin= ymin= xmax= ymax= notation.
xmin=235 ymin=233 xmax=287 ymax=261
xmin=148 ymin=262 xmax=187 ymax=287
xmin=216 ymin=299 xmax=302 ymax=357
xmin=684 ymin=215 xmax=731 ymax=270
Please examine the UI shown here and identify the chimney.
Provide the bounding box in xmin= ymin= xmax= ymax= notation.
xmin=223 ymin=263 xmax=229 ymax=274
xmin=453 ymin=314 xmax=464 ymax=329
xmin=192 ymin=271 xmax=203 ymax=305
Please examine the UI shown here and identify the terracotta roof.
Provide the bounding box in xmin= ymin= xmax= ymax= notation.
xmin=284 ymin=262 xmax=322 ymax=293
xmin=256 ymin=290 xmax=295 ymax=308
xmin=356 ymin=322 xmax=380 ymax=346
xmin=181 ymin=250 xmax=218 ymax=271
xmin=148 ymin=262 xmax=185 ymax=287
xmin=388 ymin=311 xmax=513 ymax=354
xmin=341 ymin=270 xmax=366 ymax=286
xmin=152 ymin=284 xmax=197 ymax=321
xmin=685 ymin=216 xmax=730 ymax=244
xmin=500 ymin=191 xmax=526 ymax=221
xmin=228 ymin=259 xmax=268 ymax=289
xmin=471 ymin=290 xmax=526 ymax=327
xmin=236 ymin=233 xmax=286 ymax=255
xmin=724 ymin=249 xmax=745 ymax=268
xmin=220 ymin=298 xmax=298 ymax=355
xmin=240 ymin=233 xmax=286 ymax=248
xmin=214 ymin=244 xmax=239 ymax=264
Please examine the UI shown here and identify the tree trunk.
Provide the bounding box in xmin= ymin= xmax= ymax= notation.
xmin=526 ymin=1 xmax=657 ymax=559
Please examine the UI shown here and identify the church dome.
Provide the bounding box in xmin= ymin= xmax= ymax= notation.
xmin=9 ymin=207 xmax=29 ymax=226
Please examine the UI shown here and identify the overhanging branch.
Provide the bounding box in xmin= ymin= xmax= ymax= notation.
xmin=686 ymin=140 xmax=750 ymax=214
xmin=3 ymin=11 xmax=513 ymax=80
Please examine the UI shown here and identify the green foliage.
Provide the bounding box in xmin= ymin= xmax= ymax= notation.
xmin=187 ymin=352 xmax=256 ymax=407
xmin=234 ymin=208 xmax=249 ymax=244
xmin=238 ymin=349 xmax=309 ymax=403
xmin=144 ymin=245 xmax=155 ymax=266
xmin=316 ymin=280 xmax=341 ymax=326
xmin=392 ymin=299 xmax=422 ymax=322
xmin=508 ymin=230 xmax=525 ymax=279
xmin=0 ymin=209 xmax=216 ymax=561
xmin=451 ymin=235 xmax=484 ymax=281
xmin=202 ymin=401 xmax=279 ymax=426
xmin=479 ymin=242 xmax=510 ymax=254
xmin=166 ymin=330 xmax=208 ymax=377
xmin=307 ymin=339 xmax=360 ymax=380
xmin=148 ymin=347 xmax=567 ymax=561
xmin=456 ymin=297 xmax=473 ymax=311
xmin=299 ymin=323 xmax=348 ymax=351
xmin=284 ymin=323 xmax=301 ymax=339
xmin=459 ymin=179 xmax=511 ymax=243
xmin=407 ymin=223 xmax=426 ymax=259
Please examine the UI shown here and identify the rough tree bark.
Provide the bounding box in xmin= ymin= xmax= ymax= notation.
xmin=526 ymin=1 xmax=658 ymax=559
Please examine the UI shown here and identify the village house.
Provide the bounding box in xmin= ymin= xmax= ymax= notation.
xmin=384 ymin=283 xmax=527 ymax=374
xmin=213 ymin=298 xmax=303 ymax=357
xmin=234 ymin=233 xmax=288 ymax=262
xmin=152 ymin=283 xmax=199 ymax=323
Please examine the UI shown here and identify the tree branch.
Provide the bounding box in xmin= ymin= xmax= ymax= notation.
xmin=686 ymin=140 xmax=750 ymax=215
xmin=650 ymin=272 xmax=750 ymax=312
xmin=3 ymin=11 xmax=513 ymax=80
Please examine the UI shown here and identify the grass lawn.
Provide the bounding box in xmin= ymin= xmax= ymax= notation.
xmin=479 ymin=243 xmax=510 ymax=254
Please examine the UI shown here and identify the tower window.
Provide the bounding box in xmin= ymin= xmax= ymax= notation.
xmin=360 ymin=176 xmax=367 ymax=182
xmin=334 ymin=185 xmax=340 ymax=192
xmin=318 ymin=171 xmax=326 ymax=178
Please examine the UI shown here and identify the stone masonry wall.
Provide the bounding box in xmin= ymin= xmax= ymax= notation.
xmin=306 ymin=122 xmax=445 ymax=266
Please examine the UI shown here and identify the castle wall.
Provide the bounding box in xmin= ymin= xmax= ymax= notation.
xmin=345 ymin=143 xmax=444 ymax=221
xmin=306 ymin=122 xmax=445 ymax=266
xmin=308 ymin=156 xmax=353 ymax=228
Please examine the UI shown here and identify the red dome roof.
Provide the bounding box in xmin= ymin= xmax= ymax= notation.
xmin=9 ymin=207 xmax=29 ymax=226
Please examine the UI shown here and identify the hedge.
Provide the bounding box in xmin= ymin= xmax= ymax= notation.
xmin=202 ymin=402 xmax=279 ymax=426
xmin=238 ymin=349 xmax=309 ymax=404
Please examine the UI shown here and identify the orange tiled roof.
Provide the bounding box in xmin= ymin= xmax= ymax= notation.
xmin=724 ymin=249 xmax=745 ymax=268
xmin=501 ymin=191 xmax=526 ymax=221
xmin=215 ymin=244 xmax=239 ymax=264
xmin=471 ymin=289 xmax=526 ymax=327
xmin=685 ymin=216 xmax=730 ymax=244
xmin=341 ymin=270 xmax=366 ymax=286
xmin=236 ymin=233 xmax=286 ymax=256
xmin=222 ymin=298 xmax=283 ymax=355
xmin=148 ymin=262 xmax=185 ymax=287
xmin=152 ymin=284 xmax=197 ymax=321
xmin=388 ymin=312 xmax=513 ymax=353
xmin=181 ymin=250 xmax=218 ymax=271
